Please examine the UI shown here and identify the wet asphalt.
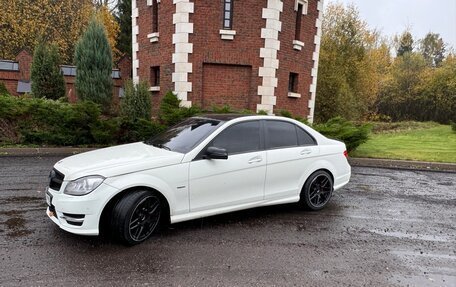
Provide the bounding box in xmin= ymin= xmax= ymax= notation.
xmin=0 ymin=156 xmax=455 ymax=286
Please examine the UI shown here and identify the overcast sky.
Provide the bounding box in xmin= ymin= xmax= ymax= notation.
xmin=325 ymin=0 xmax=456 ymax=50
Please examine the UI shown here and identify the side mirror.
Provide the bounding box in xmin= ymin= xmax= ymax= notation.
xmin=205 ymin=146 xmax=228 ymax=160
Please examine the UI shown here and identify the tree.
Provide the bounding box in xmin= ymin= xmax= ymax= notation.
xmin=96 ymin=4 xmax=121 ymax=62
xmin=377 ymin=52 xmax=428 ymax=121
xmin=315 ymin=3 xmax=390 ymax=122
xmin=121 ymin=80 xmax=151 ymax=120
xmin=417 ymin=56 xmax=456 ymax=123
xmin=420 ymin=32 xmax=446 ymax=67
xmin=75 ymin=18 xmax=113 ymax=107
xmin=0 ymin=0 xmax=93 ymax=63
xmin=116 ymin=0 xmax=132 ymax=58
xmin=31 ymin=42 xmax=66 ymax=100
xmin=396 ymin=31 xmax=414 ymax=56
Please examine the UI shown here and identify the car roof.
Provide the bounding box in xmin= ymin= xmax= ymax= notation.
xmin=194 ymin=113 xmax=256 ymax=122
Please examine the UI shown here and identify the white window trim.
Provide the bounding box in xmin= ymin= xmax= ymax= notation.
xmin=147 ymin=32 xmax=159 ymax=43
xmin=220 ymin=29 xmax=236 ymax=40
xmin=288 ymin=92 xmax=301 ymax=98
xmin=293 ymin=40 xmax=304 ymax=51
xmin=147 ymin=0 xmax=160 ymax=6
xmin=295 ymin=0 xmax=308 ymax=15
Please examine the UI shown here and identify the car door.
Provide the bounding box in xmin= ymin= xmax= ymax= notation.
xmin=188 ymin=120 xmax=266 ymax=212
xmin=264 ymin=120 xmax=319 ymax=200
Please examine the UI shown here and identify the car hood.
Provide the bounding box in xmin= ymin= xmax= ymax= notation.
xmin=54 ymin=142 xmax=184 ymax=181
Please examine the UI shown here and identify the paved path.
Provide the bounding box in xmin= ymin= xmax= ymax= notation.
xmin=0 ymin=156 xmax=455 ymax=286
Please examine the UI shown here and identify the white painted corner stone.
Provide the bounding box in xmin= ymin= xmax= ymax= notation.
xmin=132 ymin=0 xmax=139 ymax=83
xmin=172 ymin=0 xmax=194 ymax=105
xmin=257 ymin=0 xmax=283 ymax=115
xmin=307 ymin=0 xmax=324 ymax=123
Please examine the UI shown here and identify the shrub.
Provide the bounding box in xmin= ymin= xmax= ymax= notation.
xmin=117 ymin=118 xmax=165 ymax=143
xmin=314 ymin=117 xmax=371 ymax=152
xmin=257 ymin=110 xmax=268 ymax=115
xmin=0 ymin=82 xmax=9 ymax=95
xmin=31 ymin=42 xmax=66 ymax=100
xmin=159 ymin=91 xmax=200 ymax=126
xmin=278 ymin=110 xmax=293 ymax=118
xmin=121 ymin=80 xmax=151 ymax=120
xmin=0 ymin=95 xmax=164 ymax=146
xmin=451 ymin=121 xmax=456 ymax=133
xmin=211 ymin=105 xmax=232 ymax=113
xmin=74 ymin=17 xmax=113 ymax=107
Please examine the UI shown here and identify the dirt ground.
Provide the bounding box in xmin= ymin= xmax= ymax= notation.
xmin=0 ymin=156 xmax=455 ymax=286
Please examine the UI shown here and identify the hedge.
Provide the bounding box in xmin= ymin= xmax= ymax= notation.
xmin=0 ymin=94 xmax=164 ymax=146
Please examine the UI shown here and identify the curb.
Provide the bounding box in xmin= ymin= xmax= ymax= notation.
xmin=349 ymin=157 xmax=456 ymax=173
xmin=1 ymin=147 xmax=455 ymax=173
xmin=0 ymin=147 xmax=96 ymax=157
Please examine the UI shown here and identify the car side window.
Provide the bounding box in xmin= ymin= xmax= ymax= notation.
xmin=297 ymin=127 xmax=317 ymax=146
xmin=211 ymin=121 xmax=261 ymax=155
xmin=266 ymin=121 xmax=298 ymax=149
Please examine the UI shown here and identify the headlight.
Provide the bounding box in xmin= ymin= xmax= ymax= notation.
xmin=64 ymin=176 xmax=105 ymax=196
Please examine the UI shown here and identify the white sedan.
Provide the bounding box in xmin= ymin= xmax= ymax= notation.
xmin=46 ymin=115 xmax=351 ymax=245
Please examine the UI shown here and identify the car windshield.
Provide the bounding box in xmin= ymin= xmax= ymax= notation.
xmin=145 ymin=118 xmax=223 ymax=153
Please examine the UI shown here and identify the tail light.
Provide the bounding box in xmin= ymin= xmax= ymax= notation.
xmin=343 ymin=150 xmax=348 ymax=158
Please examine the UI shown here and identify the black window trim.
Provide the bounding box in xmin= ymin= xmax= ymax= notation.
xmin=222 ymin=0 xmax=234 ymax=30
xmin=263 ymin=119 xmax=317 ymax=150
xmin=194 ymin=119 xmax=264 ymax=160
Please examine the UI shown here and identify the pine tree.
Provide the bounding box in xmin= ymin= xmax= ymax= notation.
xmin=31 ymin=42 xmax=66 ymax=100
xmin=121 ymin=79 xmax=151 ymax=120
xmin=116 ymin=0 xmax=132 ymax=58
xmin=74 ymin=18 xmax=113 ymax=107
xmin=396 ymin=31 xmax=414 ymax=56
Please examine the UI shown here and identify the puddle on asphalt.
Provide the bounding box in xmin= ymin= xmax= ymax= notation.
xmin=369 ymin=229 xmax=453 ymax=243
xmin=0 ymin=213 xmax=34 ymax=238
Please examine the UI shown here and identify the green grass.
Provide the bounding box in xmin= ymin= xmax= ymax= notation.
xmin=351 ymin=123 xmax=456 ymax=163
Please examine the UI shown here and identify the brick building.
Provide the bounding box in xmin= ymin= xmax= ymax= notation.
xmin=0 ymin=50 xmax=132 ymax=103
xmin=133 ymin=0 xmax=323 ymax=122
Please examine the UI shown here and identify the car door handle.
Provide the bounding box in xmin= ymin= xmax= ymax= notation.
xmin=248 ymin=156 xmax=263 ymax=164
xmin=300 ymin=149 xmax=312 ymax=155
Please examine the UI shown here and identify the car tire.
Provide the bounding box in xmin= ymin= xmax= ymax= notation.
xmin=111 ymin=190 xmax=162 ymax=246
xmin=300 ymin=170 xmax=334 ymax=211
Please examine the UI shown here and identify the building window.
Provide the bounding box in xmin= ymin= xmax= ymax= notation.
xmin=223 ymin=0 xmax=234 ymax=29
xmin=152 ymin=0 xmax=159 ymax=33
xmin=289 ymin=73 xmax=298 ymax=93
xmin=150 ymin=66 xmax=160 ymax=87
xmin=295 ymin=4 xmax=303 ymax=40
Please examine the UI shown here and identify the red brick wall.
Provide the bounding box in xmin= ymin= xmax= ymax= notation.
xmin=0 ymin=70 xmax=20 ymax=95
xmin=136 ymin=0 xmax=175 ymax=114
xmin=135 ymin=0 xmax=319 ymax=117
xmin=16 ymin=50 xmax=32 ymax=80
xmin=190 ymin=0 xmax=267 ymax=111
xmin=202 ymin=64 xmax=252 ymax=110
xmin=276 ymin=0 xmax=318 ymax=117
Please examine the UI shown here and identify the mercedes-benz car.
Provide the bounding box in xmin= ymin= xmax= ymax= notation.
xmin=46 ymin=115 xmax=351 ymax=245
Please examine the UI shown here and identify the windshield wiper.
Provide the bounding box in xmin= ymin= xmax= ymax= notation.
xmin=152 ymin=143 xmax=171 ymax=151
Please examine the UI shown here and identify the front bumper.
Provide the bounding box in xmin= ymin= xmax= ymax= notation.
xmin=46 ymin=182 xmax=119 ymax=236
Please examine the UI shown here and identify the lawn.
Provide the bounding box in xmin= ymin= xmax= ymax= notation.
xmin=351 ymin=122 xmax=456 ymax=163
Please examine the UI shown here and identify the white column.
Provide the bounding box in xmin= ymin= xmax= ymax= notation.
xmin=132 ymin=0 xmax=139 ymax=83
xmin=172 ymin=0 xmax=194 ymax=107
xmin=307 ymin=0 xmax=324 ymax=123
xmin=257 ymin=0 xmax=283 ymax=115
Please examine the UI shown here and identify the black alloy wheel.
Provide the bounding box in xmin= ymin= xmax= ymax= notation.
xmin=300 ymin=170 xmax=333 ymax=211
xmin=128 ymin=195 xmax=161 ymax=242
xmin=112 ymin=190 xmax=162 ymax=245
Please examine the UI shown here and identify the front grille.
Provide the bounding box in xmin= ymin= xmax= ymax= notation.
xmin=49 ymin=168 xmax=65 ymax=191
